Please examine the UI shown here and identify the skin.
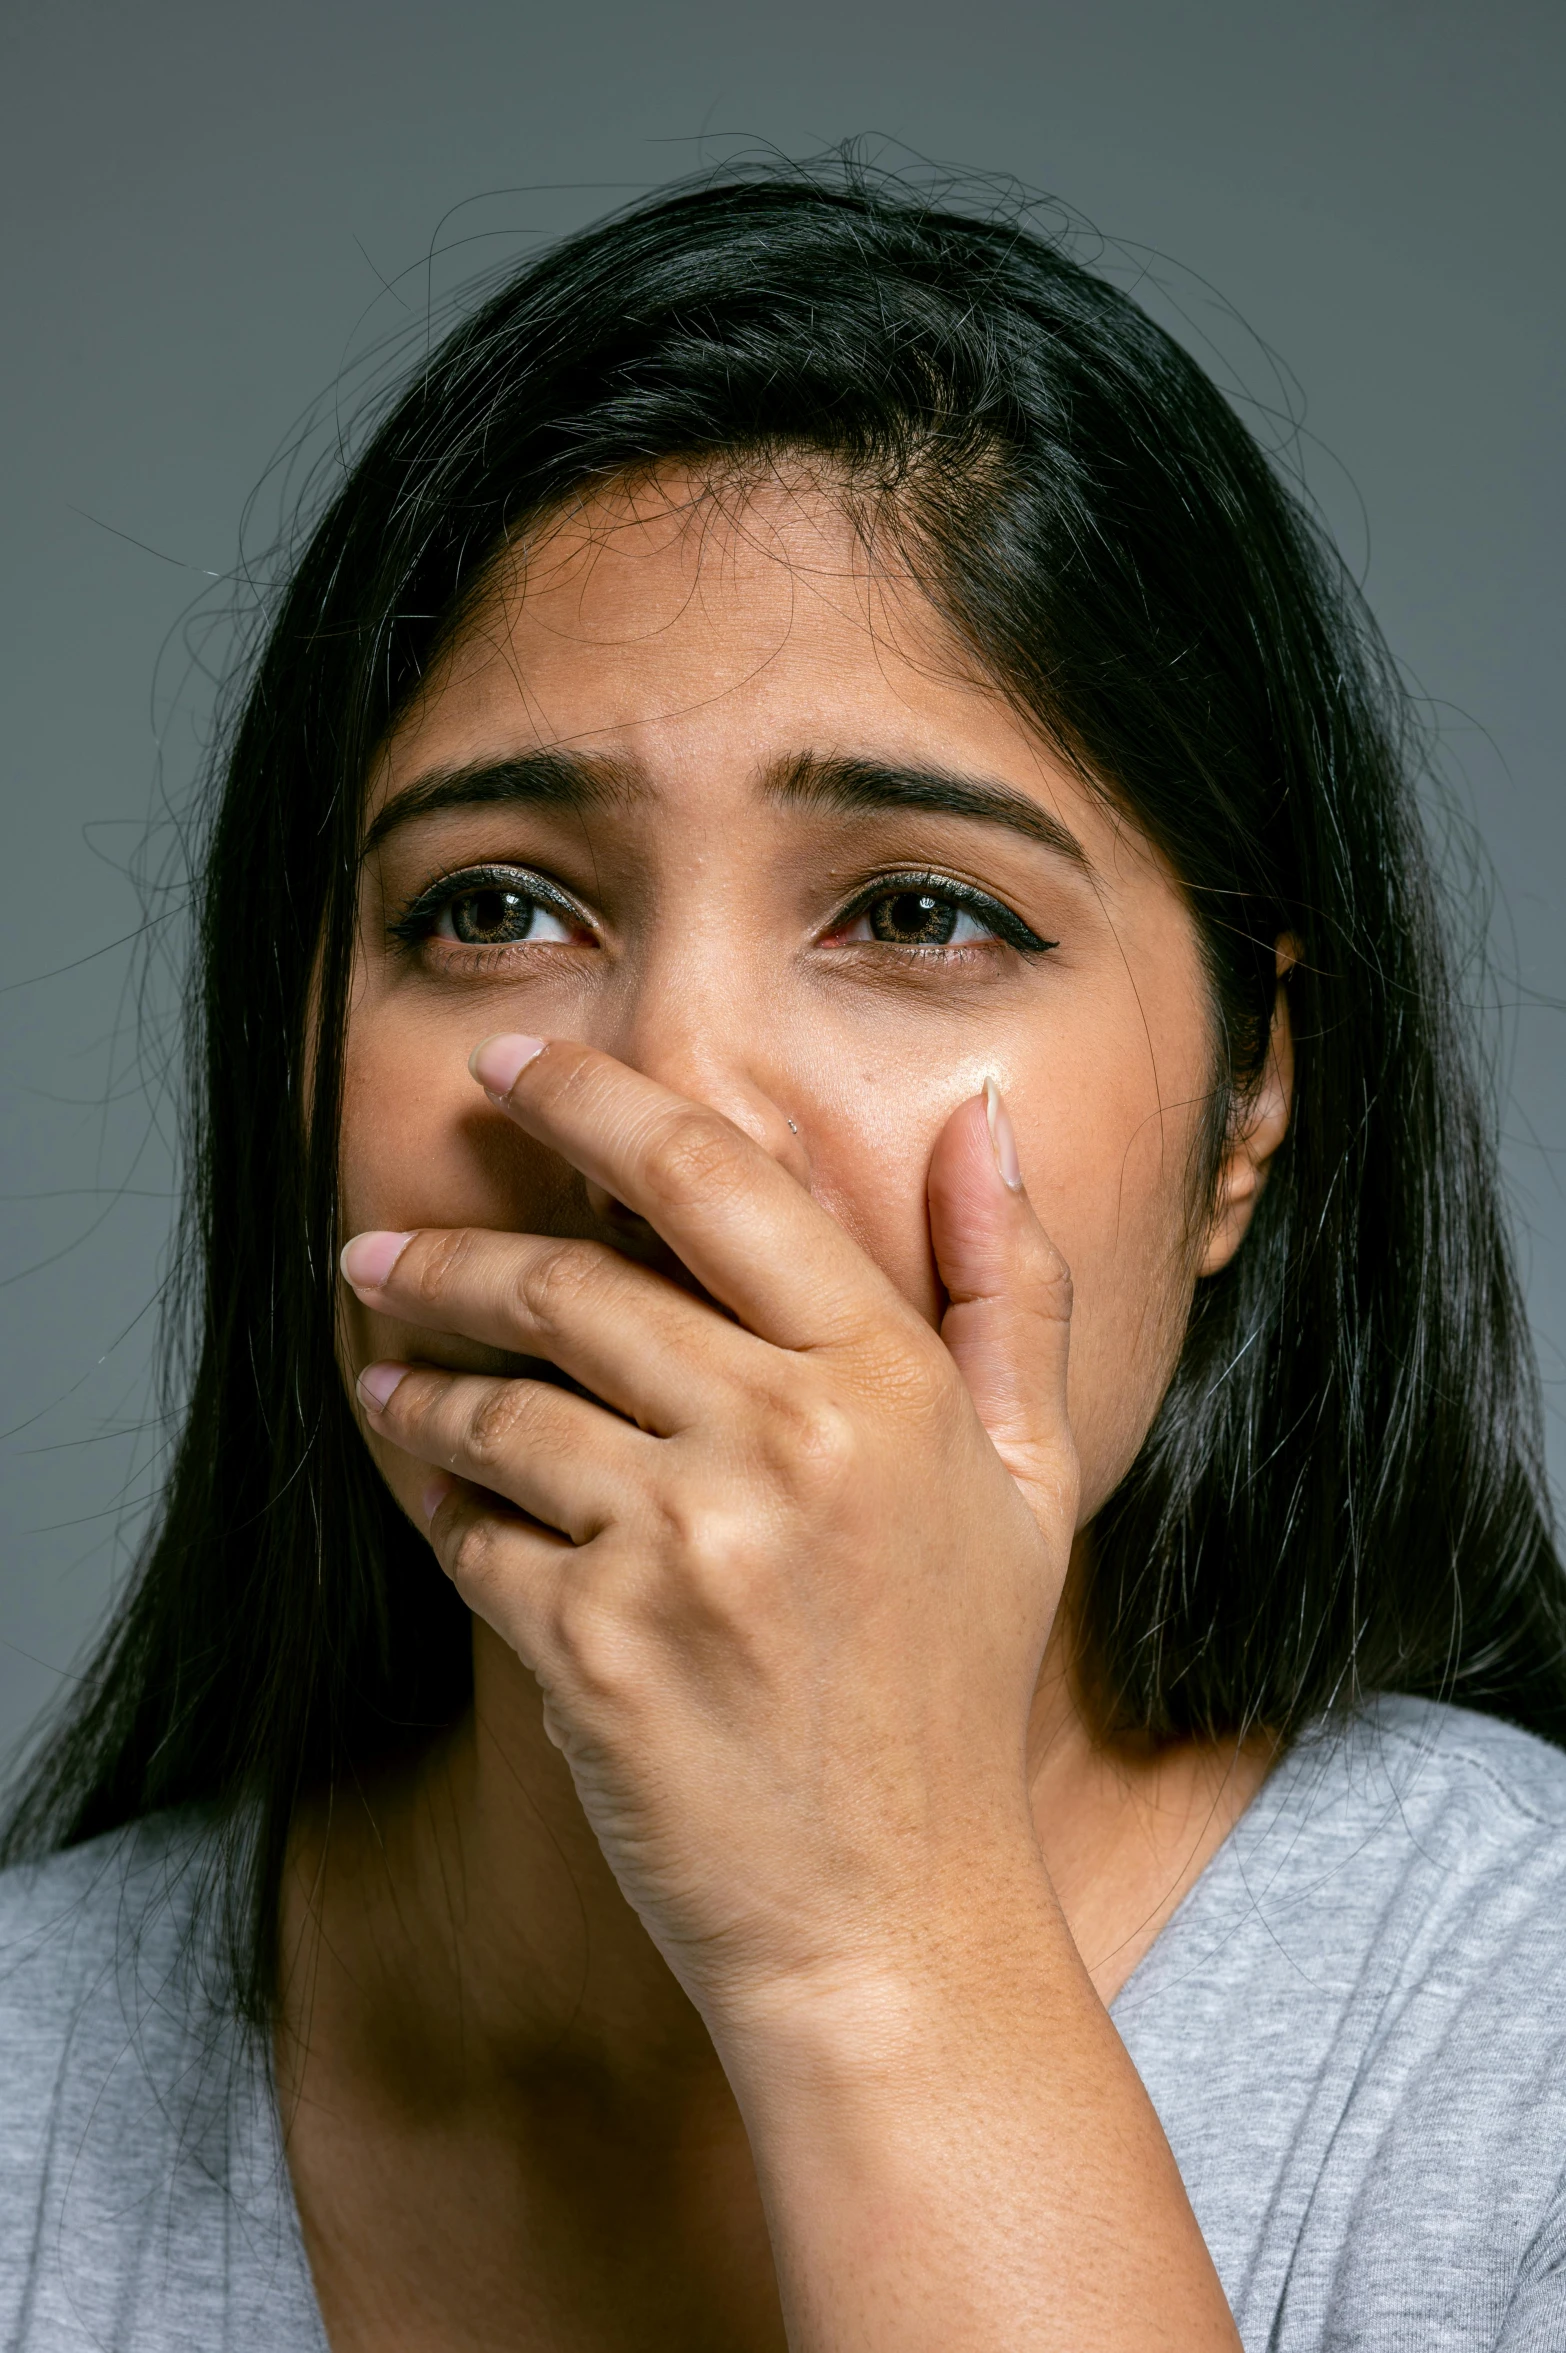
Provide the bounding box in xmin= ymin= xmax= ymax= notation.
xmin=278 ymin=472 xmax=1292 ymax=2351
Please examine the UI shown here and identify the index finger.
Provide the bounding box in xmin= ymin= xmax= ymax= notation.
xmin=468 ymin=1033 xmax=905 ymax=1353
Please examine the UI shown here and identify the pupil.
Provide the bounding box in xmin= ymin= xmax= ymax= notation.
xmin=455 ymin=887 xmax=530 ymax=944
xmin=871 ymin=890 xmax=958 ymax=946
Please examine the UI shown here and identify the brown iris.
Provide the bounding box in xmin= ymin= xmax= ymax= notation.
xmin=868 ymin=890 xmax=960 ymax=946
xmin=450 ymin=886 xmax=537 ymax=944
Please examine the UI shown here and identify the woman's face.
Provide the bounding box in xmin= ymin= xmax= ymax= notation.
xmin=342 ymin=474 xmax=1274 ymax=1531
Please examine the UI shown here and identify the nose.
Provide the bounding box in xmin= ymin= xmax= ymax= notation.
xmin=591 ymin=968 xmax=814 ymax=1199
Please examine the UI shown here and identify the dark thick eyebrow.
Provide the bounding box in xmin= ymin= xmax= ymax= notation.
xmin=363 ymin=744 xmax=1092 ymax=871
xmin=765 ymin=751 xmax=1091 ymax=869
xmin=362 ymin=751 xmax=642 ymax=857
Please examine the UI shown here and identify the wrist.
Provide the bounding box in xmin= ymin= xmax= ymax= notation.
xmin=703 ymin=1868 xmax=1081 ymax=2117
xmin=695 ymin=1862 xmax=1239 ymax=2353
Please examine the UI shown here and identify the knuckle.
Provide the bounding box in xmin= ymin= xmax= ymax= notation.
xmin=1011 ymin=1223 xmax=1072 ymax=1317
xmin=447 ymin=1509 xmax=502 ymax=1596
xmin=651 ymin=1491 xmax=784 ymax=1640
xmin=464 ymin=1381 xmax=531 ymax=1470
xmin=676 ymin=1498 xmax=749 ymax=1580
xmin=639 ymin=1112 xmax=746 ymax=1211
xmin=1028 ymin=1229 xmax=1074 ymax=1317
xmin=379 ymin=1367 xmax=439 ymax=1437
xmin=643 ymin=1485 xmax=745 ymax=1586
xmin=515 ymin=1239 xmax=607 ymax=1336
xmin=765 ymin=1381 xmax=861 ymax=1489
xmin=408 ymin=1226 xmax=478 ymax=1311
xmin=552 ymin=1586 xmax=633 ymax=1703
xmin=1026 ymin=1435 xmax=1082 ymax=1532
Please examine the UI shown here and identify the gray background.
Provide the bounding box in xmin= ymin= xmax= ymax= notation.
xmin=2 ymin=0 xmax=1562 ymax=1775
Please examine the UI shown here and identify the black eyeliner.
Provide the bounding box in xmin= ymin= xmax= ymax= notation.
xmin=388 ymin=862 xmax=588 ymax=948
xmin=834 ymin=871 xmax=1058 ymax=956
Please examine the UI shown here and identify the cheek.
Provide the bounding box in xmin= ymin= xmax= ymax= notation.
xmin=801 ymin=1059 xmax=988 ymax=1329
xmin=340 ymin=1004 xmax=561 ymax=1234
xmin=1017 ymin=1037 xmax=1210 ymax=1518
xmin=336 ymin=1002 xmax=579 ymax=1390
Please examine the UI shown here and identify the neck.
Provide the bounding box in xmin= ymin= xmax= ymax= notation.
xmin=278 ymin=1589 xmax=1272 ymax=2103
xmin=280 ymin=1622 xmax=713 ymax=2101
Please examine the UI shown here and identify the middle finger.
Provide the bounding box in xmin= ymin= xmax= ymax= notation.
xmin=344 ymin=1226 xmax=761 ymax=1435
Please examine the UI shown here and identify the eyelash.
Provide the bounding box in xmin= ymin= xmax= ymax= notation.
xmin=389 ymin=864 xmax=1058 ymax=960
xmin=832 ymin=872 xmax=1057 ymax=957
xmin=389 ymin=865 xmax=588 ymax=952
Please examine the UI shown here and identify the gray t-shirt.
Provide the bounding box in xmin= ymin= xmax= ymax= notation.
xmin=4 ymin=1694 xmax=1566 ymax=2349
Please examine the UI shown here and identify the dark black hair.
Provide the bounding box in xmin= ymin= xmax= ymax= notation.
xmin=7 ymin=161 xmax=1562 ymax=2013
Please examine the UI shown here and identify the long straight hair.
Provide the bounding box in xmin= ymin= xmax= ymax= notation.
xmin=7 ymin=162 xmax=1562 ymax=2014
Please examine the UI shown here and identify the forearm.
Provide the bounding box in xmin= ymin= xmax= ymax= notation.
xmin=718 ymin=1886 xmax=1239 ymax=2353
xmin=352 ymin=1048 xmax=1231 ymax=2340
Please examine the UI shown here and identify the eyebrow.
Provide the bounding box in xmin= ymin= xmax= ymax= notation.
xmin=362 ymin=745 xmax=1091 ymax=870
xmin=362 ymin=751 xmax=642 ymax=856
xmin=766 ymin=751 xmax=1090 ymax=868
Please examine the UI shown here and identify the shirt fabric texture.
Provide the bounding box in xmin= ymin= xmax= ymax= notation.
xmin=3 ymin=1694 xmax=1566 ymax=2350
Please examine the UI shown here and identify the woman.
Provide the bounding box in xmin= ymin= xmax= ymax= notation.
xmin=3 ymin=166 xmax=1564 ymax=2351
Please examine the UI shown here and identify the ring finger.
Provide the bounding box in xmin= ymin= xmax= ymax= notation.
xmin=359 ymin=1359 xmax=658 ymax=1543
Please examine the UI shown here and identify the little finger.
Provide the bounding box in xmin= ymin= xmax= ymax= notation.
xmin=422 ymin=1473 xmax=574 ymax=1690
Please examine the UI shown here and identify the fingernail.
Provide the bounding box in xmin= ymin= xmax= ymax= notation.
xmin=357 ymin=1361 xmax=409 ymax=1413
xmin=340 ymin=1230 xmax=414 ymax=1293
xmin=469 ymin=1033 xmax=547 ymax=1099
xmin=984 ymin=1077 xmax=1024 ymax=1191
xmin=420 ymin=1474 xmax=452 ymax=1525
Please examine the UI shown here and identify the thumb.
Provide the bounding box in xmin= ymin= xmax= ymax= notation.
xmin=928 ymin=1080 xmax=1077 ymax=1526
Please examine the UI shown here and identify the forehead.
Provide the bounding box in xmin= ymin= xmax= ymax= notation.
xmin=365 ymin=470 xmax=1156 ymax=889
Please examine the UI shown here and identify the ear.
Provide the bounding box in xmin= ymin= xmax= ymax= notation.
xmin=1198 ymin=939 xmax=1297 ymax=1279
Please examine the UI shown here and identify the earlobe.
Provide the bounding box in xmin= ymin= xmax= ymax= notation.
xmin=1198 ymin=946 xmax=1297 ymax=1279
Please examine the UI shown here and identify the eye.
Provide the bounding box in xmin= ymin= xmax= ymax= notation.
xmin=852 ymin=888 xmax=987 ymax=948
xmin=833 ymin=875 xmax=1054 ymax=956
xmin=436 ymin=883 xmax=573 ymax=946
xmin=390 ymin=865 xmax=585 ymax=953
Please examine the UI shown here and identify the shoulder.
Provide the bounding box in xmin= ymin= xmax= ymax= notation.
xmin=0 ymin=1809 xmax=221 ymax=2081
xmin=1128 ymin=1693 xmax=1566 ymax=2020
xmin=1262 ymin=1694 xmax=1566 ymax=1976
xmin=1338 ymin=1689 xmax=1566 ymax=1832
xmin=0 ymin=1810 xmax=228 ymax=2190
xmin=0 ymin=1804 xmax=212 ymax=1958
xmin=0 ymin=1812 xmax=316 ymax=2349
xmin=1119 ymin=1698 xmax=1566 ymax=2346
